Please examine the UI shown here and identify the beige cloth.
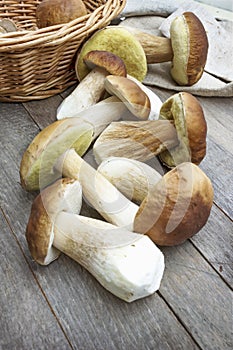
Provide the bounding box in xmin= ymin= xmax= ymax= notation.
xmin=119 ymin=1 xmax=233 ymax=97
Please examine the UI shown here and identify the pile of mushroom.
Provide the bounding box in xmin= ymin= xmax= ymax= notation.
xmin=20 ymin=11 xmax=214 ymax=302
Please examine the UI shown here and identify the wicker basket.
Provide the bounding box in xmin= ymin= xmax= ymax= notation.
xmin=0 ymin=0 xmax=126 ymax=102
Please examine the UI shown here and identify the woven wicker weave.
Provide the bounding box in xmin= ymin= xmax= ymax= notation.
xmin=0 ymin=0 xmax=126 ymax=101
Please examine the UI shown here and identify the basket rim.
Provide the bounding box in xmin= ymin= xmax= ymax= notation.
xmin=0 ymin=0 xmax=126 ymax=51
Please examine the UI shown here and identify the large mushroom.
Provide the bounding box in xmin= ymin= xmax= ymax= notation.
xmin=55 ymin=150 xmax=213 ymax=246
xmin=123 ymin=12 xmax=209 ymax=86
xmin=26 ymin=177 xmax=165 ymax=302
xmin=57 ymin=51 xmax=127 ymax=119
xmin=93 ymin=90 xmax=207 ymax=167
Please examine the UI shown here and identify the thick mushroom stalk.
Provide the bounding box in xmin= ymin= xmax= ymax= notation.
xmin=93 ymin=91 xmax=207 ymax=167
xmin=123 ymin=11 xmax=209 ymax=86
xmin=54 ymin=213 xmax=165 ymax=302
xmin=55 ymin=151 xmax=213 ymax=246
xmin=55 ymin=149 xmax=139 ymax=230
xmin=97 ymin=157 xmax=162 ymax=203
xmin=57 ymin=51 xmax=126 ymax=119
xmin=93 ymin=119 xmax=179 ymax=165
xmin=26 ymin=178 xmax=165 ymax=302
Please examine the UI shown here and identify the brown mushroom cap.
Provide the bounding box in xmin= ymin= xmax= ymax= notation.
xmin=75 ymin=26 xmax=147 ymax=82
xmin=159 ymin=92 xmax=207 ymax=168
xmin=26 ymin=178 xmax=82 ymax=265
xmin=104 ymin=75 xmax=151 ymax=119
xmin=134 ymin=162 xmax=214 ymax=246
xmin=83 ymin=50 xmax=127 ymax=77
xmin=170 ymin=12 xmax=208 ymax=86
xmin=36 ymin=0 xmax=87 ymax=28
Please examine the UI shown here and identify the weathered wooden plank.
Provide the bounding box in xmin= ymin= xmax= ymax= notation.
xmin=34 ymin=255 xmax=199 ymax=350
xmin=200 ymin=137 xmax=233 ymax=219
xmin=23 ymin=94 xmax=62 ymax=129
xmin=0 ymin=102 xmax=200 ymax=350
xmin=192 ymin=204 xmax=233 ymax=288
xmin=0 ymin=210 xmax=71 ymax=350
xmin=160 ymin=240 xmax=233 ymax=350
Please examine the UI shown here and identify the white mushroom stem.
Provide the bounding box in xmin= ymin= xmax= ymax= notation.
xmin=127 ymin=75 xmax=162 ymax=120
xmin=97 ymin=157 xmax=162 ymax=203
xmin=53 ymin=212 xmax=165 ymax=302
xmin=55 ymin=149 xmax=139 ymax=230
xmin=75 ymin=96 xmax=127 ymax=138
xmin=57 ymin=67 xmax=110 ymax=119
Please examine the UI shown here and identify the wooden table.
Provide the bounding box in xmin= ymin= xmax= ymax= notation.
xmin=0 ymin=84 xmax=232 ymax=350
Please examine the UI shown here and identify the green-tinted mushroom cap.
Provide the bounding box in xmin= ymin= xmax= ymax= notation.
xmin=20 ymin=118 xmax=93 ymax=191
xmin=76 ymin=26 xmax=147 ymax=82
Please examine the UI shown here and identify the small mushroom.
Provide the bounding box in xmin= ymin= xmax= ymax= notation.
xmin=97 ymin=157 xmax=162 ymax=203
xmin=55 ymin=150 xmax=213 ymax=246
xmin=158 ymin=92 xmax=207 ymax=168
xmin=26 ymin=178 xmax=83 ymax=265
xmin=26 ymin=178 xmax=165 ymax=302
xmin=104 ymin=75 xmax=151 ymax=120
xmin=75 ymin=26 xmax=148 ymax=82
xmin=57 ymin=51 xmax=127 ymax=119
xmin=93 ymin=91 xmax=207 ymax=167
xmin=127 ymin=75 xmax=163 ymax=120
xmin=123 ymin=12 xmax=209 ymax=86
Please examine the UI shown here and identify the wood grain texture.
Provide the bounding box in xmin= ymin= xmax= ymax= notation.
xmin=0 ymin=211 xmax=71 ymax=350
xmin=200 ymin=137 xmax=233 ymax=219
xmin=23 ymin=94 xmax=62 ymax=129
xmin=192 ymin=204 xmax=233 ymax=288
xmin=160 ymin=241 xmax=233 ymax=350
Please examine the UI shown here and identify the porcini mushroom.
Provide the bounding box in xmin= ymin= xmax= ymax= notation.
xmin=75 ymin=26 xmax=147 ymax=82
xmin=127 ymin=75 xmax=163 ymax=120
xmin=158 ymin=92 xmax=207 ymax=168
xmin=104 ymin=75 xmax=151 ymax=120
xmin=36 ymin=0 xmax=87 ymax=28
xmin=57 ymin=51 xmax=127 ymax=119
xmin=93 ymin=91 xmax=207 ymax=167
xmin=55 ymin=150 xmax=213 ymax=245
xmin=26 ymin=178 xmax=165 ymax=302
xmin=123 ymin=12 xmax=209 ymax=86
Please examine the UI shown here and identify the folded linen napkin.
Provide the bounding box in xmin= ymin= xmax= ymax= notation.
xmin=119 ymin=0 xmax=233 ymax=97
